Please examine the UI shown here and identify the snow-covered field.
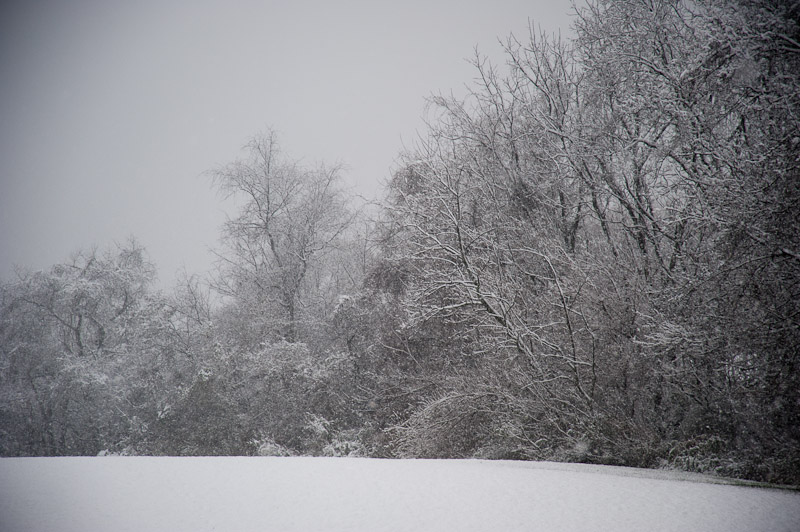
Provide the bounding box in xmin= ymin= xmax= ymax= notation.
xmin=1 ymin=457 xmax=798 ymax=532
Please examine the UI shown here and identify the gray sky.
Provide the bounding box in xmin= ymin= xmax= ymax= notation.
xmin=0 ymin=0 xmax=574 ymax=287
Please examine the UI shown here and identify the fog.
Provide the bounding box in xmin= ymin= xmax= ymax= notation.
xmin=0 ymin=0 xmax=573 ymax=286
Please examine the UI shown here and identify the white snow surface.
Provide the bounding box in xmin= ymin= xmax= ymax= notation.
xmin=1 ymin=457 xmax=798 ymax=532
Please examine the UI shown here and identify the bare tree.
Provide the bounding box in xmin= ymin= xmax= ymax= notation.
xmin=210 ymin=131 xmax=357 ymax=343
xmin=376 ymin=0 xmax=800 ymax=480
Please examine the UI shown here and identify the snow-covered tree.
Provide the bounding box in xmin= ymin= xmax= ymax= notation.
xmin=374 ymin=0 xmax=800 ymax=481
xmin=0 ymin=240 xmax=171 ymax=455
xmin=210 ymin=131 xmax=358 ymax=344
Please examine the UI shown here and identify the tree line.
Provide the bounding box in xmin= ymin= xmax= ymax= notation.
xmin=2 ymin=0 xmax=798 ymax=484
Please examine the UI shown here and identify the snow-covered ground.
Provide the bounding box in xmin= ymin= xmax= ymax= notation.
xmin=1 ymin=457 xmax=798 ymax=532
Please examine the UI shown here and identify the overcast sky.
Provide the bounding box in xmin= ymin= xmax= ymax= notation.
xmin=0 ymin=0 xmax=575 ymax=287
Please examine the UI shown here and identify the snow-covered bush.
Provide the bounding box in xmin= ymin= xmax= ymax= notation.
xmin=251 ymin=436 xmax=295 ymax=457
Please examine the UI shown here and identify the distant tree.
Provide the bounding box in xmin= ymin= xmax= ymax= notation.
xmin=0 ymin=240 xmax=171 ymax=455
xmin=210 ymin=131 xmax=357 ymax=344
xmin=186 ymin=131 xmax=373 ymax=455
